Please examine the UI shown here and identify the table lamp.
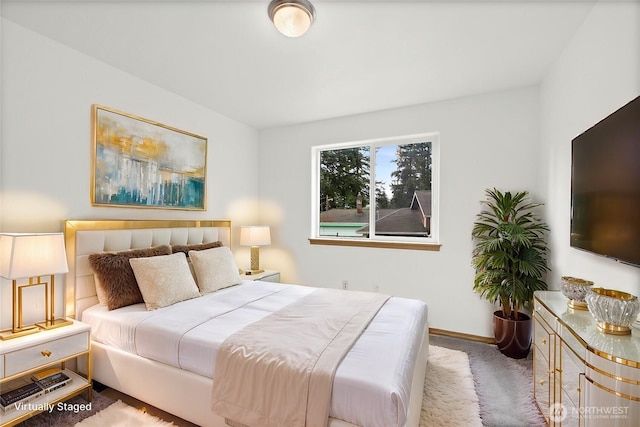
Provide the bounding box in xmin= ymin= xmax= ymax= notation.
xmin=0 ymin=233 xmax=70 ymax=340
xmin=240 ymin=226 xmax=271 ymax=274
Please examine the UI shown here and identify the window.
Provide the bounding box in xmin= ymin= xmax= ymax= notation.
xmin=311 ymin=133 xmax=440 ymax=250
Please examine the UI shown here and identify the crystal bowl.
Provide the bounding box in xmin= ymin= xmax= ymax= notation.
xmin=560 ymin=276 xmax=593 ymax=310
xmin=585 ymin=288 xmax=640 ymax=335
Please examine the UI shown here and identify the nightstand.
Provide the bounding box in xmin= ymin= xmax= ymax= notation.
xmin=240 ymin=270 xmax=280 ymax=283
xmin=0 ymin=320 xmax=92 ymax=427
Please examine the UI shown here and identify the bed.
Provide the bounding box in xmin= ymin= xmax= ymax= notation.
xmin=64 ymin=219 xmax=429 ymax=427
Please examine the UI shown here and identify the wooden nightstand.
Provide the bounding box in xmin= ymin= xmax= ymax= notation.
xmin=0 ymin=320 xmax=92 ymax=427
xmin=240 ymin=270 xmax=280 ymax=283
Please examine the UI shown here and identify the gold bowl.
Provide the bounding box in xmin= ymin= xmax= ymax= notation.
xmin=560 ymin=276 xmax=593 ymax=310
xmin=585 ymin=288 xmax=640 ymax=335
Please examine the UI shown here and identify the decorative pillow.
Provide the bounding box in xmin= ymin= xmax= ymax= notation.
xmin=171 ymin=241 xmax=223 ymax=257
xmin=129 ymin=252 xmax=201 ymax=310
xmin=189 ymin=246 xmax=241 ymax=293
xmin=88 ymin=245 xmax=172 ymax=310
xmin=93 ymin=275 xmax=108 ymax=305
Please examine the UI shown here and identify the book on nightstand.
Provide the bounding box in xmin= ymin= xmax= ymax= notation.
xmin=32 ymin=370 xmax=72 ymax=394
xmin=0 ymin=378 xmax=45 ymax=413
xmin=31 ymin=367 xmax=62 ymax=381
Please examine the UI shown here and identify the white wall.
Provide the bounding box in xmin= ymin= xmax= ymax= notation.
xmin=0 ymin=20 xmax=260 ymax=329
xmin=258 ymin=86 xmax=541 ymax=337
xmin=540 ymin=1 xmax=640 ymax=296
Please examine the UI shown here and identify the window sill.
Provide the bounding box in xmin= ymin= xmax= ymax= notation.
xmin=309 ymin=238 xmax=441 ymax=251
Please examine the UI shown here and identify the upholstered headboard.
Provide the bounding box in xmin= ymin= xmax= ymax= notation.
xmin=64 ymin=219 xmax=232 ymax=320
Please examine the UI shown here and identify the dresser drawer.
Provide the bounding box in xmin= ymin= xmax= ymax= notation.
xmin=534 ymin=299 xmax=557 ymax=330
xmin=559 ymin=340 xmax=585 ymax=409
xmin=557 ymin=322 xmax=587 ymax=360
xmin=586 ymin=352 xmax=640 ymax=400
xmin=534 ymin=317 xmax=553 ymax=363
xmin=4 ymin=331 xmax=89 ymax=377
xmin=533 ymin=348 xmax=551 ymax=424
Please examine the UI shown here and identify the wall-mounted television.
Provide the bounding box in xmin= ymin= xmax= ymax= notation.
xmin=570 ymin=95 xmax=640 ymax=267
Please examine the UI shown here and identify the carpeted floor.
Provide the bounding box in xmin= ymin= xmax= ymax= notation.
xmin=431 ymin=334 xmax=547 ymax=427
xmin=17 ymin=390 xmax=114 ymax=427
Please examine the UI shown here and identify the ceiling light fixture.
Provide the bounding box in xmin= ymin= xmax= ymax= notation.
xmin=268 ymin=0 xmax=316 ymax=38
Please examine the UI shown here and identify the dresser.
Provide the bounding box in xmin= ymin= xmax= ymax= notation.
xmin=533 ymin=291 xmax=640 ymax=426
xmin=0 ymin=321 xmax=92 ymax=427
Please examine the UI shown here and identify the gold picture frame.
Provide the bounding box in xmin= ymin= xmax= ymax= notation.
xmin=91 ymin=105 xmax=207 ymax=210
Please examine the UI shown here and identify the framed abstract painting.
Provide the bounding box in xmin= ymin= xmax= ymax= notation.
xmin=91 ymin=105 xmax=207 ymax=210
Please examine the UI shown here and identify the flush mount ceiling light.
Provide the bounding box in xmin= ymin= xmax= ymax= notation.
xmin=268 ymin=0 xmax=316 ymax=38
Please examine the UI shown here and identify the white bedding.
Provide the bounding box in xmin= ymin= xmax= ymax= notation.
xmin=82 ymin=281 xmax=428 ymax=427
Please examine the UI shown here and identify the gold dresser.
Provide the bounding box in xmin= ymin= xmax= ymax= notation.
xmin=533 ymin=290 xmax=640 ymax=426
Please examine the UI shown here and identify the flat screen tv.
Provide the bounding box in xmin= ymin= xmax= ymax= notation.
xmin=570 ymin=95 xmax=640 ymax=267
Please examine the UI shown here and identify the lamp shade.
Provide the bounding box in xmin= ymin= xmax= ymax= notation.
xmin=240 ymin=226 xmax=271 ymax=247
xmin=268 ymin=0 xmax=315 ymax=38
xmin=0 ymin=233 xmax=69 ymax=279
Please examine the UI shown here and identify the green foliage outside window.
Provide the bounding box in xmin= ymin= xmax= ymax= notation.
xmin=320 ymin=147 xmax=370 ymax=210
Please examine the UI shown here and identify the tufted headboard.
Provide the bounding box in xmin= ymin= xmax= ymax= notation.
xmin=63 ymin=219 xmax=232 ymax=320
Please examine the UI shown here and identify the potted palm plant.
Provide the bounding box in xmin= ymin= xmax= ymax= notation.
xmin=471 ymin=188 xmax=549 ymax=359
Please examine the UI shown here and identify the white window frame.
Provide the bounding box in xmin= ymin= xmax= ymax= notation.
xmin=310 ymin=132 xmax=440 ymax=250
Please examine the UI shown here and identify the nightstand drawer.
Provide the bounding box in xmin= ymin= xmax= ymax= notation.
xmin=4 ymin=331 xmax=89 ymax=377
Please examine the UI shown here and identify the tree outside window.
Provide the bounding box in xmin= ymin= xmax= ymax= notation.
xmin=313 ymin=134 xmax=439 ymax=245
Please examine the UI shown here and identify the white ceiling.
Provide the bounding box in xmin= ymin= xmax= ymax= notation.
xmin=1 ymin=0 xmax=596 ymax=129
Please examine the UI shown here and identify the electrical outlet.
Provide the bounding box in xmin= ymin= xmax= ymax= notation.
xmin=342 ymin=280 xmax=348 ymax=290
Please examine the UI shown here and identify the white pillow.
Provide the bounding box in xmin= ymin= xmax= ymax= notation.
xmin=129 ymin=252 xmax=201 ymax=310
xmin=189 ymin=246 xmax=241 ymax=293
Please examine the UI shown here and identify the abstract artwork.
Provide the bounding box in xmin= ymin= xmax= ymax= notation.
xmin=92 ymin=105 xmax=207 ymax=210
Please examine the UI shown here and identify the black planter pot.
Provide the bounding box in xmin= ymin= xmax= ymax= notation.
xmin=493 ymin=311 xmax=532 ymax=359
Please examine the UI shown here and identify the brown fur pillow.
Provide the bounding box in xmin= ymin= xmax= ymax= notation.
xmin=88 ymin=245 xmax=172 ymax=310
xmin=171 ymin=241 xmax=223 ymax=257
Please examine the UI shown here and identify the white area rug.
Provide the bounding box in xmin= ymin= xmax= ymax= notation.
xmin=421 ymin=345 xmax=482 ymax=427
xmin=74 ymin=400 xmax=174 ymax=426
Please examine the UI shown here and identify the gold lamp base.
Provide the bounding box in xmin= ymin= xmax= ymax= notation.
xmin=36 ymin=318 xmax=73 ymax=330
xmin=0 ymin=325 xmax=40 ymax=341
xmin=247 ymin=246 xmax=264 ymax=275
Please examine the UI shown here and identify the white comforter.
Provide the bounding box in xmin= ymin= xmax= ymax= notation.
xmin=82 ymin=281 xmax=428 ymax=427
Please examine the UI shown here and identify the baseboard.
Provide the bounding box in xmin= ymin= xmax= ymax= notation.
xmin=429 ymin=327 xmax=495 ymax=344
